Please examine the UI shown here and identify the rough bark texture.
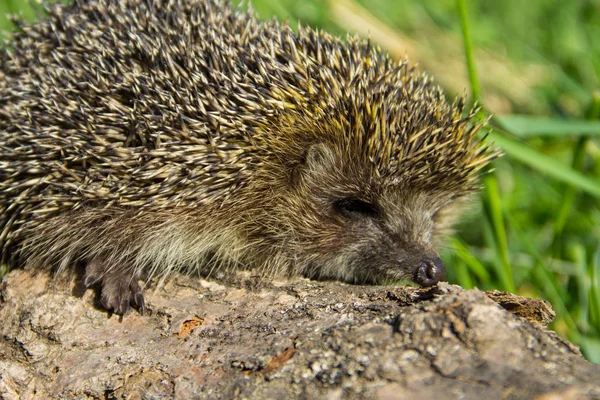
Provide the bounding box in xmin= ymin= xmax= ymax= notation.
xmin=0 ymin=269 xmax=598 ymax=399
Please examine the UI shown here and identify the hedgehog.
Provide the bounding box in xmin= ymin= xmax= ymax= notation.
xmin=0 ymin=0 xmax=493 ymax=315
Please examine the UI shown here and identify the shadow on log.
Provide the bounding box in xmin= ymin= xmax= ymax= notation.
xmin=0 ymin=269 xmax=598 ymax=399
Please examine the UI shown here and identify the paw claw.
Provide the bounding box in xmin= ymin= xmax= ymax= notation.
xmin=134 ymin=292 xmax=146 ymax=315
xmin=118 ymin=298 xmax=130 ymax=315
xmin=100 ymin=296 xmax=116 ymax=313
xmin=83 ymin=274 xmax=98 ymax=287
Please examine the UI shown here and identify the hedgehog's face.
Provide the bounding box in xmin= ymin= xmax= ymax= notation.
xmin=284 ymin=143 xmax=467 ymax=287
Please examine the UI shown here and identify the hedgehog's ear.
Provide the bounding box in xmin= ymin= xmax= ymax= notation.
xmin=303 ymin=143 xmax=336 ymax=173
xmin=290 ymin=143 xmax=336 ymax=185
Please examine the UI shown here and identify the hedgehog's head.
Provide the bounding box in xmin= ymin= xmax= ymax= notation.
xmin=252 ymin=65 xmax=494 ymax=286
xmin=280 ymin=142 xmax=459 ymax=286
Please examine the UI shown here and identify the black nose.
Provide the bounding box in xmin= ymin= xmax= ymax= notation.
xmin=413 ymin=257 xmax=446 ymax=287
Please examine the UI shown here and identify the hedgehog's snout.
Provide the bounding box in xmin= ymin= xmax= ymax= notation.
xmin=413 ymin=257 xmax=446 ymax=287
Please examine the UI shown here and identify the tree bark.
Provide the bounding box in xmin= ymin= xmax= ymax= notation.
xmin=0 ymin=269 xmax=598 ymax=399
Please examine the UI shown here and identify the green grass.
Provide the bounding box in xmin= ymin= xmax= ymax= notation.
xmin=1 ymin=0 xmax=599 ymax=363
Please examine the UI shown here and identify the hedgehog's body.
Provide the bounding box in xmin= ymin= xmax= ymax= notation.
xmin=0 ymin=0 xmax=491 ymax=314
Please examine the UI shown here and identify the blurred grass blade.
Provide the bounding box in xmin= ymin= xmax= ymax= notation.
xmin=553 ymin=135 xmax=589 ymax=236
xmin=457 ymin=0 xmax=480 ymax=102
xmin=453 ymin=260 xmax=474 ymax=289
xmin=450 ymin=237 xmax=491 ymax=282
xmin=553 ymin=92 xmax=600 ymax=239
xmin=488 ymin=131 xmax=600 ymax=198
xmin=532 ymin=263 xmax=580 ymax=339
xmin=328 ymin=0 xmax=414 ymax=60
xmin=591 ymin=248 xmax=600 ymax=332
xmin=482 ymin=175 xmax=515 ymax=292
xmin=569 ymin=243 xmax=590 ymax=332
xmin=457 ymin=0 xmax=512 ymax=293
xmin=495 ymin=114 xmax=600 ymax=138
xmin=579 ymin=337 xmax=600 ymax=364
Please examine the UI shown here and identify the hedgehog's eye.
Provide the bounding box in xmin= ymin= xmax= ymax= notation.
xmin=334 ymin=198 xmax=378 ymax=218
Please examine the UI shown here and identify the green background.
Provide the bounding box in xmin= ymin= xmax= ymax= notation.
xmin=1 ymin=0 xmax=599 ymax=362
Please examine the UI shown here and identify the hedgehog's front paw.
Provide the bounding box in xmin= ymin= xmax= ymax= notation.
xmin=98 ymin=276 xmax=145 ymax=315
xmin=83 ymin=260 xmax=146 ymax=315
